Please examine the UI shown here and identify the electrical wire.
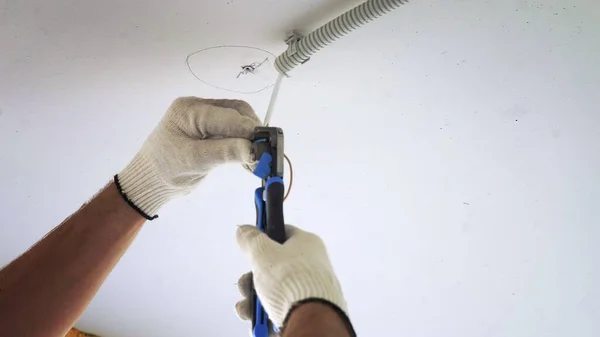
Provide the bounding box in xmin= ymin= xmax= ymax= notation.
xmin=259 ymin=153 xmax=293 ymax=201
xmin=283 ymin=153 xmax=293 ymax=201
xmin=263 ymin=73 xmax=284 ymax=126
xmin=262 ymin=73 xmax=294 ymax=201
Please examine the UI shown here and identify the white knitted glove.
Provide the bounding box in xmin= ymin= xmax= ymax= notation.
xmin=235 ymin=225 xmax=350 ymax=331
xmin=116 ymin=97 xmax=261 ymax=219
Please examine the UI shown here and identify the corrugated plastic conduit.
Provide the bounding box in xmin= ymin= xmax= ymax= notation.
xmin=264 ymin=0 xmax=407 ymax=125
xmin=274 ymin=0 xmax=409 ymax=76
xmin=264 ymin=0 xmax=408 ymax=200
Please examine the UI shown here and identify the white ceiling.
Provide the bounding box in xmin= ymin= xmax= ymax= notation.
xmin=2 ymin=0 xmax=599 ymax=336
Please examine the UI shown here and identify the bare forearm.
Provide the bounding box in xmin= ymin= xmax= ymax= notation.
xmin=0 ymin=183 xmax=145 ymax=337
xmin=284 ymin=302 xmax=353 ymax=337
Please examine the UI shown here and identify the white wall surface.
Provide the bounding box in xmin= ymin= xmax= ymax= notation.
xmin=1 ymin=0 xmax=599 ymax=336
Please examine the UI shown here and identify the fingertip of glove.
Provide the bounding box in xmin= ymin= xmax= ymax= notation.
xmin=236 ymin=225 xmax=260 ymax=244
xmin=235 ymin=298 xmax=253 ymax=321
xmin=236 ymin=224 xmax=256 ymax=230
xmin=242 ymin=160 xmax=258 ymax=173
xmin=236 ymin=225 xmax=272 ymax=256
xmin=237 ymin=272 xmax=253 ymax=297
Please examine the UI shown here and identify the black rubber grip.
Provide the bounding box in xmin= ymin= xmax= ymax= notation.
xmin=265 ymin=181 xmax=286 ymax=244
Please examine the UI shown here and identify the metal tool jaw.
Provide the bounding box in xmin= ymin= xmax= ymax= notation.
xmin=252 ymin=127 xmax=284 ymax=179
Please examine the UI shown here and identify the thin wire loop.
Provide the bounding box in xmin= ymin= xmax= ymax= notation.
xmin=283 ymin=154 xmax=293 ymax=201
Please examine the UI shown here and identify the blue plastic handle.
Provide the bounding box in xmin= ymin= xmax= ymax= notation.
xmin=253 ymin=187 xmax=270 ymax=337
xmin=253 ymin=296 xmax=269 ymax=337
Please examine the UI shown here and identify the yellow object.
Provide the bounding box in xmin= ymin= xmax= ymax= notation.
xmin=66 ymin=328 xmax=99 ymax=337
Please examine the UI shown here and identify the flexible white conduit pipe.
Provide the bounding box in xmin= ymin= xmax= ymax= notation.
xmin=264 ymin=0 xmax=407 ymax=125
xmin=274 ymin=0 xmax=408 ymax=76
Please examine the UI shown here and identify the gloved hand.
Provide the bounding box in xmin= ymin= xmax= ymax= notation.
xmin=116 ymin=97 xmax=261 ymax=219
xmin=234 ymin=225 xmax=351 ymax=332
xmin=235 ymin=272 xmax=280 ymax=337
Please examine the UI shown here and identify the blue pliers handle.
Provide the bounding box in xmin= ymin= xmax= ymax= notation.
xmin=252 ymin=147 xmax=286 ymax=337
xmin=253 ymin=186 xmax=270 ymax=337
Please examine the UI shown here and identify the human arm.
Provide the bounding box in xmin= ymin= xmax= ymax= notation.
xmin=0 ymin=97 xmax=261 ymax=337
xmin=0 ymin=183 xmax=144 ymax=337
xmin=235 ymin=225 xmax=356 ymax=337
xmin=285 ymin=302 xmax=352 ymax=337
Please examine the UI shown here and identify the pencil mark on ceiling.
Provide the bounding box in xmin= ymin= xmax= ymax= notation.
xmin=185 ymin=45 xmax=277 ymax=94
